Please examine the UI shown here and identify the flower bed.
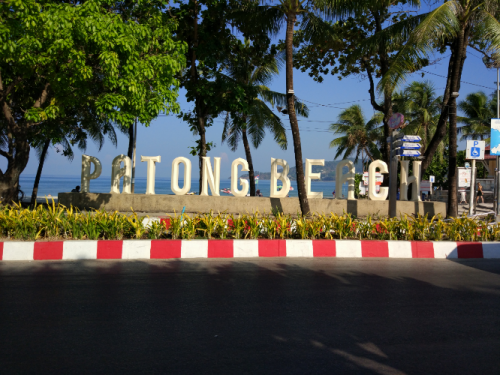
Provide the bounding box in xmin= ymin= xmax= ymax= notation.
xmin=1 ymin=203 xmax=499 ymax=242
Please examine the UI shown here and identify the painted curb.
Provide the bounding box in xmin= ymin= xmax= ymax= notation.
xmin=0 ymin=240 xmax=499 ymax=261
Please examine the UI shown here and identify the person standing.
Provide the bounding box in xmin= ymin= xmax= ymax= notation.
xmin=476 ymin=183 xmax=484 ymax=204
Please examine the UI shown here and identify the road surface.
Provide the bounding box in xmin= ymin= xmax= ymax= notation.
xmin=1 ymin=258 xmax=499 ymax=374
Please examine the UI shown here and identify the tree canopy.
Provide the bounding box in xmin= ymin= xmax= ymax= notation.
xmin=0 ymin=0 xmax=186 ymax=201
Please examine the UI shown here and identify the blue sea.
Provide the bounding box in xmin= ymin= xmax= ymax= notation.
xmin=19 ymin=175 xmax=349 ymax=198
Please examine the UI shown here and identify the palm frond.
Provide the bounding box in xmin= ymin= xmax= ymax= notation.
xmin=380 ymin=2 xmax=460 ymax=90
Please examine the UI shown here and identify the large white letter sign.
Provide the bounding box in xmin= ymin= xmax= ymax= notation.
xmin=399 ymin=160 xmax=422 ymax=201
xmin=141 ymin=155 xmax=161 ymax=195
xmin=335 ymin=160 xmax=356 ymax=200
xmin=270 ymin=158 xmax=290 ymax=198
xmin=81 ymin=155 xmax=102 ymax=193
xmin=171 ymin=157 xmax=192 ymax=195
xmin=231 ymin=158 xmax=249 ymax=197
xmin=305 ymin=159 xmax=324 ymax=198
xmin=200 ymin=157 xmax=221 ymax=196
xmin=110 ymin=155 xmax=132 ymax=194
xmin=368 ymin=160 xmax=388 ymax=200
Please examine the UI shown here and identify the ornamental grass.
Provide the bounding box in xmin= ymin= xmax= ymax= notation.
xmin=0 ymin=202 xmax=499 ymax=242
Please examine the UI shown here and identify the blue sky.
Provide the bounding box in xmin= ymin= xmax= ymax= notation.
xmin=6 ymin=16 xmax=497 ymax=180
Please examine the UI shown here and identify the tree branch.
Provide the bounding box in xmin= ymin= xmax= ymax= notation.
xmin=33 ymin=83 xmax=50 ymax=108
xmin=364 ymin=63 xmax=384 ymax=112
xmin=0 ymin=148 xmax=11 ymax=160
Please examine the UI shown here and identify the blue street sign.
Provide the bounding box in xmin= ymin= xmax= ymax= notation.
xmin=400 ymin=135 xmax=421 ymax=142
xmin=393 ymin=141 xmax=422 ymax=149
xmin=393 ymin=149 xmax=421 ymax=157
xmin=391 ymin=133 xmax=422 ymax=142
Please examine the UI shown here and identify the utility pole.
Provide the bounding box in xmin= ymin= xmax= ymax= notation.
xmin=131 ymin=118 xmax=137 ymax=193
xmin=469 ymin=159 xmax=476 ymax=216
xmin=490 ymin=65 xmax=500 ymax=218
xmin=388 ymin=128 xmax=398 ymax=218
xmin=482 ymin=56 xmax=500 ymax=216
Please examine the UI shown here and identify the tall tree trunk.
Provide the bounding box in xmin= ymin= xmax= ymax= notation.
xmin=381 ymin=93 xmax=393 ymax=165
xmin=371 ymin=10 xmax=392 ymax=165
xmin=285 ymin=11 xmax=310 ymax=216
xmin=127 ymin=124 xmax=134 ymax=160
xmin=421 ymin=45 xmax=456 ymax=174
xmin=242 ymin=129 xmax=256 ymax=196
xmin=190 ymin=0 xmax=207 ymax=195
xmin=30 ymin=139 xmax=50 ymax=208
xmin=446 ymin=29 xmax=468 ymax=217
xmin=0 ymin=136 xmax=30 ymax=204
xmin=423 ymin=122 xmax=428 ymax=151
xmin=448 ymin=96 xmax=459 ymax=217
xmin=197 ymin=109 xmax=206 ymax=194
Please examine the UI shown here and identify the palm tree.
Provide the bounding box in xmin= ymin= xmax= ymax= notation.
xmin=458 ymin=91 xmax=495 ymax=143
xmin=242 ymin=0 xmax=339 ymax=215
xmin=221 ymin=48 xmax=309 ymax=196
xmin=394 ymin=81 xmax=442 ymax=151
xmin=378 ymin=0 xmax=500 ymax=217
xmin=29 ymin=121 xmax=117 ymax=207
xmin=329 ymin=105 xmax=383 ymax=163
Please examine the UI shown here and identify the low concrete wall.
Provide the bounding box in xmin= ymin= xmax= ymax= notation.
xmin=58 ymin=193 xmax=446 ymax=218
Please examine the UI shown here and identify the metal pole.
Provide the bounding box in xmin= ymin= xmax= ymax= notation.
xmin=469 ymin=159 xmax=476 ymax=216
xmin=131 ymin=118 xmax=137 ymax=193
xmin=497 ymin=68 xmax=500 ymax=217
xmin=388 ymin=129 xmax=398 ymax=218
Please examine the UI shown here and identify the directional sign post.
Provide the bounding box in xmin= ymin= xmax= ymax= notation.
xmin=388 ymin=126 xmax=423 ymax=218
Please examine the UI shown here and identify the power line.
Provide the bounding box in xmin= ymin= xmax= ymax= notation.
xmin=296 ymin=98 xmax=371 ymax=109
xmin=421 ymin=70 xmax=496 ymax=90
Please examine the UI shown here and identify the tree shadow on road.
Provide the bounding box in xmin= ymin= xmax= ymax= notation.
xmin=0 ymin=258 xmax=499 ymax=374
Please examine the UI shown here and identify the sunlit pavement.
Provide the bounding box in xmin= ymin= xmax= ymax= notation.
xmin=1 ymin=258 xmax=499 ymax=374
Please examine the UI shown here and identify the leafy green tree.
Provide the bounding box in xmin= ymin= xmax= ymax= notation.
xmin=380 ymin=0 xmax=500 ymax=216
xmin=174 ymin=0 xmax=272 ymax=193
xmin=0 ymin=0 xmax=185 ymax=202
xmin=329 ymin=104 xmax=383 ymax=162
xmin=294 ymin=0 xmax=425 ymax=165
xmin=221 ymin=42 xmax=308 ymax=196
xmin=458 ymin=91 xmax=496 ymax=143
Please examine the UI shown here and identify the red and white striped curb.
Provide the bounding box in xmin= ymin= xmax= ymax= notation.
xmin=0 ymin=240 xmax=499 ymax=260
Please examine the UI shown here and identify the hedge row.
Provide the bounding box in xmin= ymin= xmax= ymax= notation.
xmin=0 ymin=203 xmax=498 ymax=242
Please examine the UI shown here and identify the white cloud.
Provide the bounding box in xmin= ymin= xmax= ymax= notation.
xmin=492 ymin=120 xmax=500 ymax=132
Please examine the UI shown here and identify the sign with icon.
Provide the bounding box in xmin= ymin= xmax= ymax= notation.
xmin=466 ymin=140 xmax=485 ymax=160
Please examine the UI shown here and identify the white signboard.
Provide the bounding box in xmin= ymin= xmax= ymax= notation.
xmin=458 ymin=167 xmax=471 ymax=188
xmin=362 ymin=171 xmax=383 ymax=186
xmin=429 ymin=175 xmax=435 ymax=183
xmin=466 ymin=140 xmax=485 ymax=160
xmin=491 ymin=119 xmax=500 ymax=155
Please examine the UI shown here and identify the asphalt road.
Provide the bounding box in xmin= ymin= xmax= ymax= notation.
xmin=1 ymin=258 xmax=499 ymax=374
